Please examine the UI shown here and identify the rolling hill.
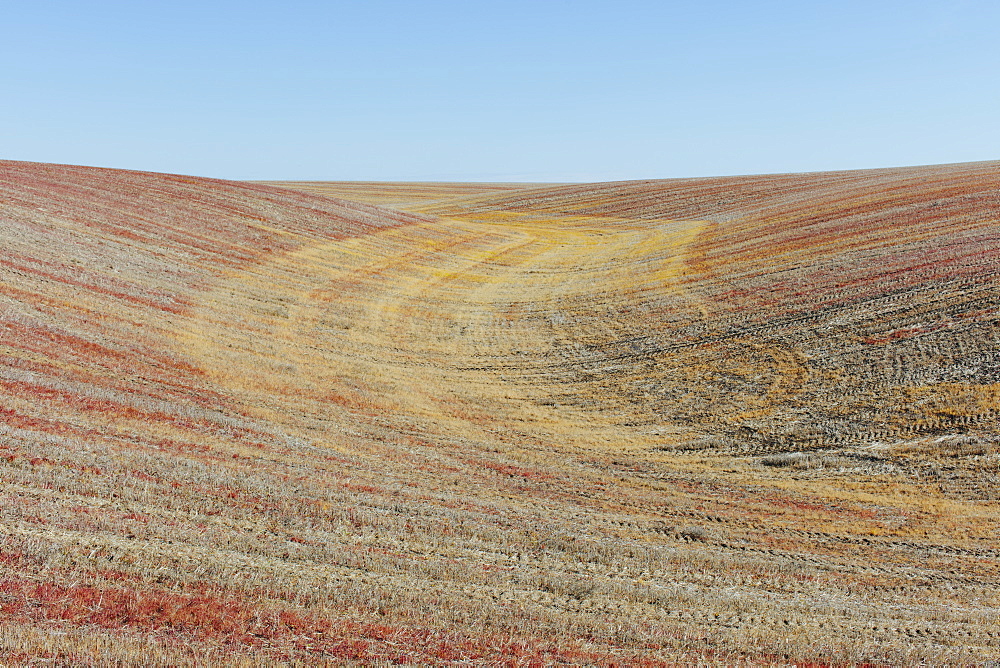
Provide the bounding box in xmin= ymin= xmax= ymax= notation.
xmin=1 ymin=159 xmax=998 ymax=665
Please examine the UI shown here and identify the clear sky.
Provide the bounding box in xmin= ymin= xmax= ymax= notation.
xmin=3 ymin=1 xmax=999 ymax=181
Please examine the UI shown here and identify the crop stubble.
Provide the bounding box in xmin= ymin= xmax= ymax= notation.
xmin=0 ymin=160 xmax=998 ymax=665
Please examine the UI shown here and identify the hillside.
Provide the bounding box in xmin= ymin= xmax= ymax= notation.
xmin=1 ymin=159 xmax=998 ymax=665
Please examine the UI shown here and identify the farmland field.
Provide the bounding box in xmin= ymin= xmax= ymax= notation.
xmin=1 ymin=159 xmax=999 ymax=665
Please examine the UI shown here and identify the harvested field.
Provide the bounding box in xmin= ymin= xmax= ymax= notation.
xmin=1 ymin=159 xmax=998 ymax=665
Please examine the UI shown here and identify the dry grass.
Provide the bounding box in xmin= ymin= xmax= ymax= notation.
xmin=1 ymin=159 xmax=998 ymax=665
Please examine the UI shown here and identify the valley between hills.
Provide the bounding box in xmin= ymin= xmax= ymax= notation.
xmin=1 ymin=159 xmax=998 ymax=665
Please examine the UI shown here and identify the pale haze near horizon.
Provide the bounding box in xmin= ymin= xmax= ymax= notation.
xmin=3 ymin=1 xmax=998 ymax=182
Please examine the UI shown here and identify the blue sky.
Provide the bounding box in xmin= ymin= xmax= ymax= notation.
xmin=3 ymin=1 xmax=999 ymax=181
